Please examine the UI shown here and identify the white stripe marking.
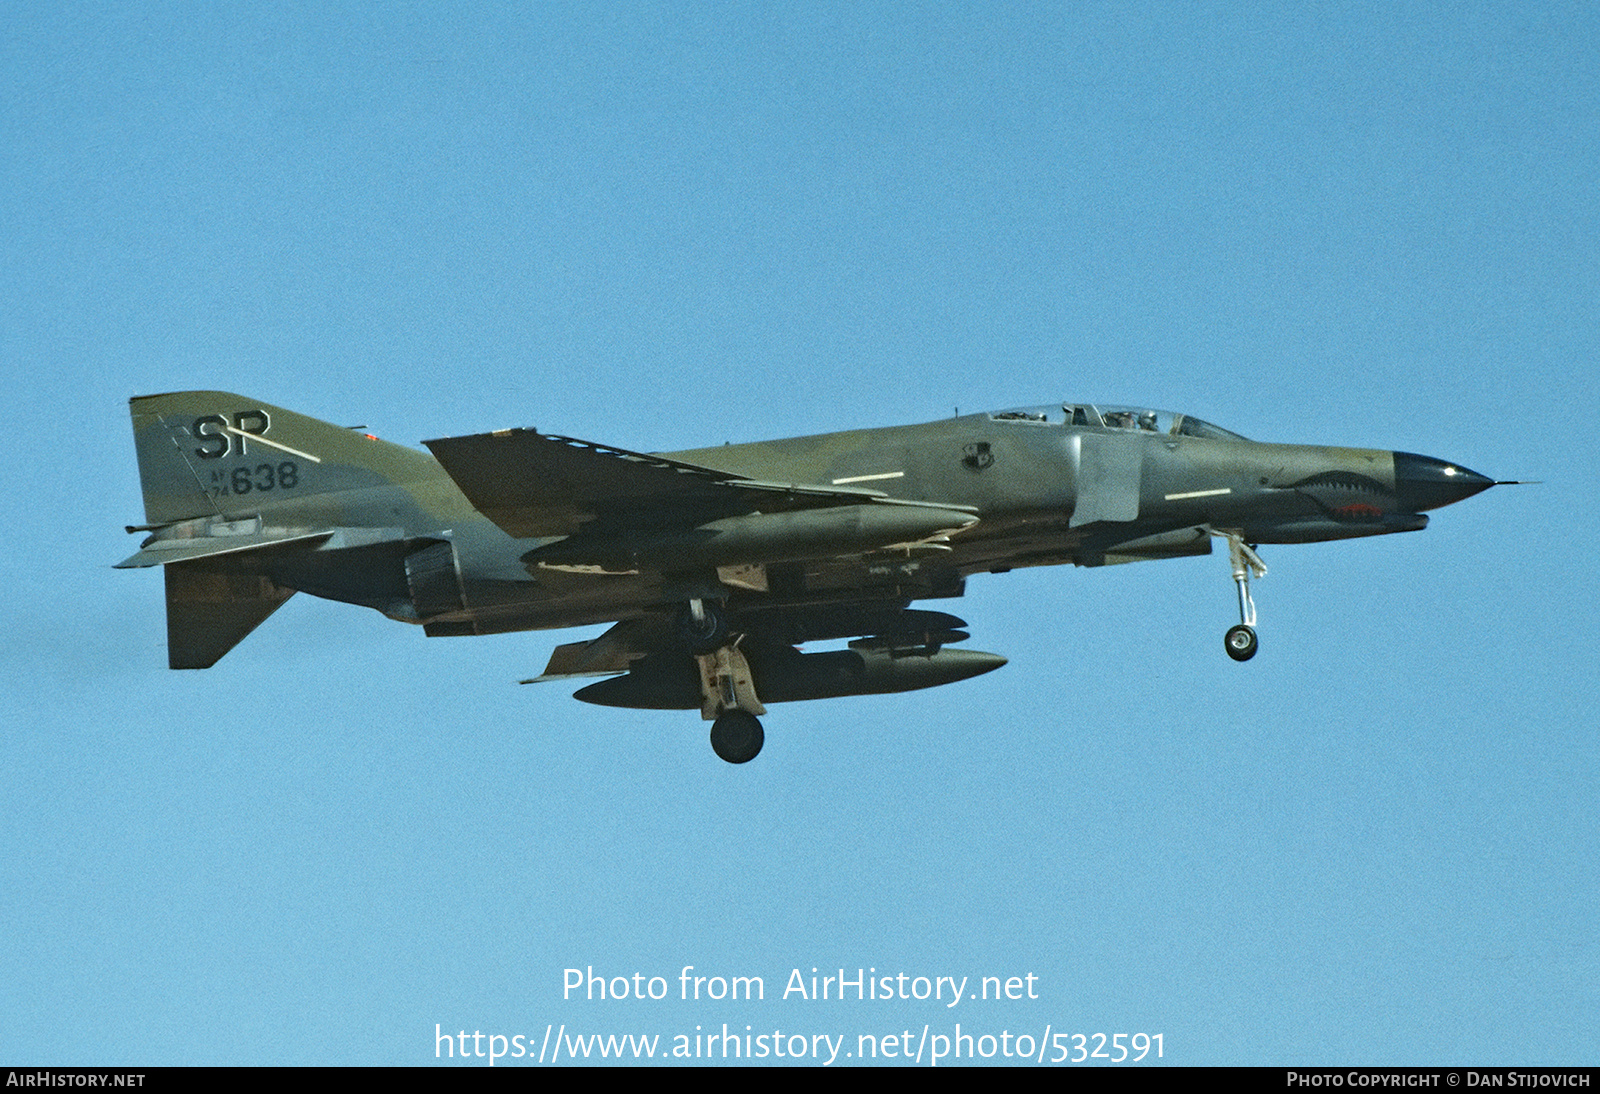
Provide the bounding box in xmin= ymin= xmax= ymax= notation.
xmin=225 ymin=425 xmax=323 ymax=463
xmin=831 ymin=471 xmax=904 ymax=485
xmin=1165 ymin=487 xmax=1232 ymax=500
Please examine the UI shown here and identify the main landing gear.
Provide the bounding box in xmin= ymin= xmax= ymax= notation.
xmin=682 ymin=599 xmax=768 ymax=764
xmin=1213 ymin=531 xmax=1267 ymax=662
xmin=709 ymin=709 xmax=764 ymax=764
xmin=675 ymin=597 xmax=730 ymax=655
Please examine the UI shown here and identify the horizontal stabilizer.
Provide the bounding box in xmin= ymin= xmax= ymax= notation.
xmin=117 ymin=529 xmax=332 ymax=568
xmin=165 ymin=560 xmax=295 ymax=669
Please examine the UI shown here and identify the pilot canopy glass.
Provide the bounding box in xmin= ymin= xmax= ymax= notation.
xmin=987 ymin=404 xmax=1248 ymax=441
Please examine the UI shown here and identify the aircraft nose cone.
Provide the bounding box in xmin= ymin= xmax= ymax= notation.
xmin=1392 ymin=452 xmax=1494 ymax=511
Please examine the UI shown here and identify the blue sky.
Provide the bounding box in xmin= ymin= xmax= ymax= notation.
xmin=2 ymin=1 xmax=1595 ymax=1066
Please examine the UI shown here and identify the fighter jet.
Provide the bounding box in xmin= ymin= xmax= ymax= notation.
xmin=120 ymin=392 xmax=1504 ymax=763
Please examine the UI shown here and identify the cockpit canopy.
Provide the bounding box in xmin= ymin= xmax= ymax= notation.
xmin=989 ymin=404 xmax=1248 ymax=441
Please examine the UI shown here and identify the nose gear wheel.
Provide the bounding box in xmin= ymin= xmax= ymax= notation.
xmin=1209 ymin=529 xmax=1266 ymax=662
xmin=1225 ymin=623 xmax=1259 ymax=661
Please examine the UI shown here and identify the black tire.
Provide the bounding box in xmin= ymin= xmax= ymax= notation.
xmin=710 ymin=710 xmax=764 ymax=764
xmin=1224 ymin=624 xmax=1258 ymax=662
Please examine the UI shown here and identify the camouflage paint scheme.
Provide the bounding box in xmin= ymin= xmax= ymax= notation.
xmin=120 ymin=392 xmax=1497 ymax=762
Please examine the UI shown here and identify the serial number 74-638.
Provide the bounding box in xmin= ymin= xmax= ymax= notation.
xmin=208 ymin=461 xmax=300 ymax=497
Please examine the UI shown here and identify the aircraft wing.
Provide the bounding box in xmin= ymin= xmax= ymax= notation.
xmin=527 ymin=606 xmax=975 ymax=684
xmin=423 ymin=428 xmax=951 ymax=538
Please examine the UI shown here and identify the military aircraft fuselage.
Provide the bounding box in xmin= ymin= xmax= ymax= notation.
xmin=121 ymin=393 xmax=1498 ymax=762
xmin=670 ymin=411 xmax=1464 ymax=558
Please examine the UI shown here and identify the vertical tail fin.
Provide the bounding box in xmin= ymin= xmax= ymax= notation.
xmin=129 ymin=390 xmax=439 ymax=526
xmin=125 ymin=391 xmax=443 ymax=667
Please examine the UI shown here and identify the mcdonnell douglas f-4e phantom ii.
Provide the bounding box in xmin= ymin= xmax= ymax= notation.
xmin=121 ymin=392 xmax=1506 ymax=763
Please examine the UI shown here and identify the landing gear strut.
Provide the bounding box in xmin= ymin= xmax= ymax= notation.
xmin=691 ymin=625 xmax=768 ymax=764
xmin=1213 ymin=530 xmax=1267 ymax=662
xmin=675 ymin=598 xmax=729 ymax=655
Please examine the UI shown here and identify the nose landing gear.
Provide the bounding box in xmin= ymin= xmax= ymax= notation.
xmin=1212 ymin=530 xmax=1267 ymax=662
xmin=1225 ymin=623 xmax=1259 ymax=662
